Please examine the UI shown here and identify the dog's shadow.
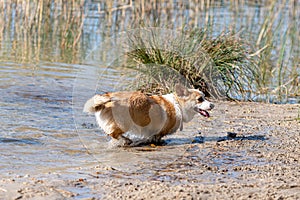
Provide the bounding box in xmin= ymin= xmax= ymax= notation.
xmin=161 ymin=133 xmax=267 ymax=146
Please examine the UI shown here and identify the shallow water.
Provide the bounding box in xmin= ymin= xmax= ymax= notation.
xmin=0 ymin=58 xmax=198 ymax=177
xmin=0 ymin=61 xmax=78 ymax=174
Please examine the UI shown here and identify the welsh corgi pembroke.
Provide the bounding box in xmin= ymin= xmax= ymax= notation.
xmin=83 ymin=85 xmax=214 ymax=146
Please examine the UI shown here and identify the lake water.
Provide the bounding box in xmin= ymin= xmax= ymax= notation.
xmin=0 ymin=0 xmax=298 ymax=190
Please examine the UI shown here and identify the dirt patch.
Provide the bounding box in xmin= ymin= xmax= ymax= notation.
xmin=1 ymin=102 xmax=299 ymax=199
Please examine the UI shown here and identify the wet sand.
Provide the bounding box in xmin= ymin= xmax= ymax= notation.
xmin=1 ymin=101 xmax=299 ymax=199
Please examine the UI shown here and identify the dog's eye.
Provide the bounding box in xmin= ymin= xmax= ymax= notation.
xmin=197 ymin=97 xmax=204 ymax=103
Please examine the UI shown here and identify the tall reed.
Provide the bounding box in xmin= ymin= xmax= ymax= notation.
xmin=0 ymin=0 xmax=84 ymax=63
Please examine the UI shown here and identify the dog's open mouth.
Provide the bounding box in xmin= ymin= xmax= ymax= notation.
xmin=199 ymin=109 xmax=210 ymax=118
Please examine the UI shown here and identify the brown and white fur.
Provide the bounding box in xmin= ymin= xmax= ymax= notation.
xmin=83 ymin=85 xmax=214 ymax=147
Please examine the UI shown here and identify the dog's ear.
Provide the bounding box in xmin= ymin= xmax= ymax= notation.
xmin=175 ymin=84 xmax=190 ymax=97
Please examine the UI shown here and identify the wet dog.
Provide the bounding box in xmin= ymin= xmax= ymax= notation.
xmin=83 ymin=85 xmax=214 ymax=147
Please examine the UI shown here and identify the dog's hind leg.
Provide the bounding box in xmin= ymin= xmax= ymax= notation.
xmin=109 ymin=136 xmax=132 ymax=148
xmin=109 ymin=130 xmax=132 ymax=147
xmin=129 ymin=139 xmax=149 ymax=147
xmin=118 ymin=135 xmax=132 ymax=146
xmin=130 ymin=135 xmax=164 ymax=147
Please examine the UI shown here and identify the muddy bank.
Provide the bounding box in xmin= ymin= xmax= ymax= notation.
xmin=1 ymin=102 xmax=299 ymax=199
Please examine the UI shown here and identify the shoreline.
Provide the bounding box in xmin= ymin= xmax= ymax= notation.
xmin=1 ymin=101 xmax=299 ymax=199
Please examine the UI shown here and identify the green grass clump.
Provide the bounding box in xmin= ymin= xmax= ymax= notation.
xmin=125 ymin=28 xmax=257 ymax=100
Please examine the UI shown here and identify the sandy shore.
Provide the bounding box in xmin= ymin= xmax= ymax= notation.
xmin=1 ymin=101 xmax=299 ymax=199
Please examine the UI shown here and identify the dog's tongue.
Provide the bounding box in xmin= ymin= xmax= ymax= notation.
xmin=199 ymin=109 xmax=210 ymax=118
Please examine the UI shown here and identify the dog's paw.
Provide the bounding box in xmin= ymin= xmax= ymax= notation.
xmin=108 ymin=136 xmax=132 ymax=148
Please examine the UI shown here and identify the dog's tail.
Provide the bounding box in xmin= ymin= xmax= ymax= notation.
xmin=83 ymin=94 xmax=110 ymax=113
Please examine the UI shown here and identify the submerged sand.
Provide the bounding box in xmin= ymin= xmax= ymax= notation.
xmin=1 ymin=101 xmax=299 ymax=199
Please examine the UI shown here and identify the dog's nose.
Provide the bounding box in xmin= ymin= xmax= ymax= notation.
xmin=210 ymin=103 xmax=214 ymax=109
